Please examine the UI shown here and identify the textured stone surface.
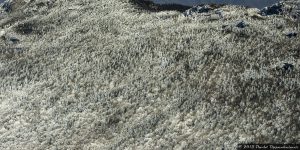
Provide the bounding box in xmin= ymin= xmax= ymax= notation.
xmin=0 ymin=0 xmax=299 ymax=149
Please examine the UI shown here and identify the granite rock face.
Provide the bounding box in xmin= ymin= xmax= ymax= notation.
xmin=0 ymin=0 xmax=299 ymax=149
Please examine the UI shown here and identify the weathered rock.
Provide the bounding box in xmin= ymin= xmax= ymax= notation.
xmin=282 ymin=63 xmax=294 ymax=73
xmin=236 ymin=20 xmax=248 ymax=28
xmin=1 ymin=0 xmax=27 ymax=13
xmin=183 ymin=5 xmax=213 ymax=16
xmin=215 ymin=9 xmax=224 ymax=18
xmin=130 ymin=0 xmax=190 ymax=12
xmin=0 ymin=30 xmax=5 ymax=38
xmin=286 ymin=32 xmax=297 ymax=38
xmin=9 ymin=36 xmax=19 ymax=44
xmin=260 ymin=2 xmax=284 ymax=16
xmin=2 ymin=0 xmax=12 ymax=12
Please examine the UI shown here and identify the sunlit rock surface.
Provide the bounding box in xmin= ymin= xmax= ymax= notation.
xmin=0 ymin=0 xmax=299 ymax=149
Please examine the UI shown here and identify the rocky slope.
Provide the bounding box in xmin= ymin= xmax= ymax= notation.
xmin=0 ymin=0 xmax=299 ymax=149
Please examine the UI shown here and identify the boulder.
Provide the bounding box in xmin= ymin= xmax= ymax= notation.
xmin=282 ymin=63 xmax=294 ymax=73
xmin=9 ymin=36 xmax=19 ymax=43
xmin=260 ymin=2 xmax=284 ymax=16
xmin=2 ymin=0 xmax=12 ymax=12
xmin=183 ymin=5 xmax=213 ymax=16
xmin=1 ymin=0 xmax=27 ymax=13
xmin=286 ymin=32 xmax=297 ymax=38
xmin=236 ymin=20 xmax=248 ymax=28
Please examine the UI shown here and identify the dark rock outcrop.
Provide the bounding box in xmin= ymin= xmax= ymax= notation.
xmin=286 ymin=32 xmax=297 ymax=38
xmin=260 ymin=2 xmax=284 ymax=16
xmin=236 ymin=20 xmax=248 ymax=28
xmin=183 ymin=4 xmax=223 ymax=17
xmin=129 ymin=0 xmax=191 ymax=12
xmin=2 ymin=0 xmax=12 ymax=12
